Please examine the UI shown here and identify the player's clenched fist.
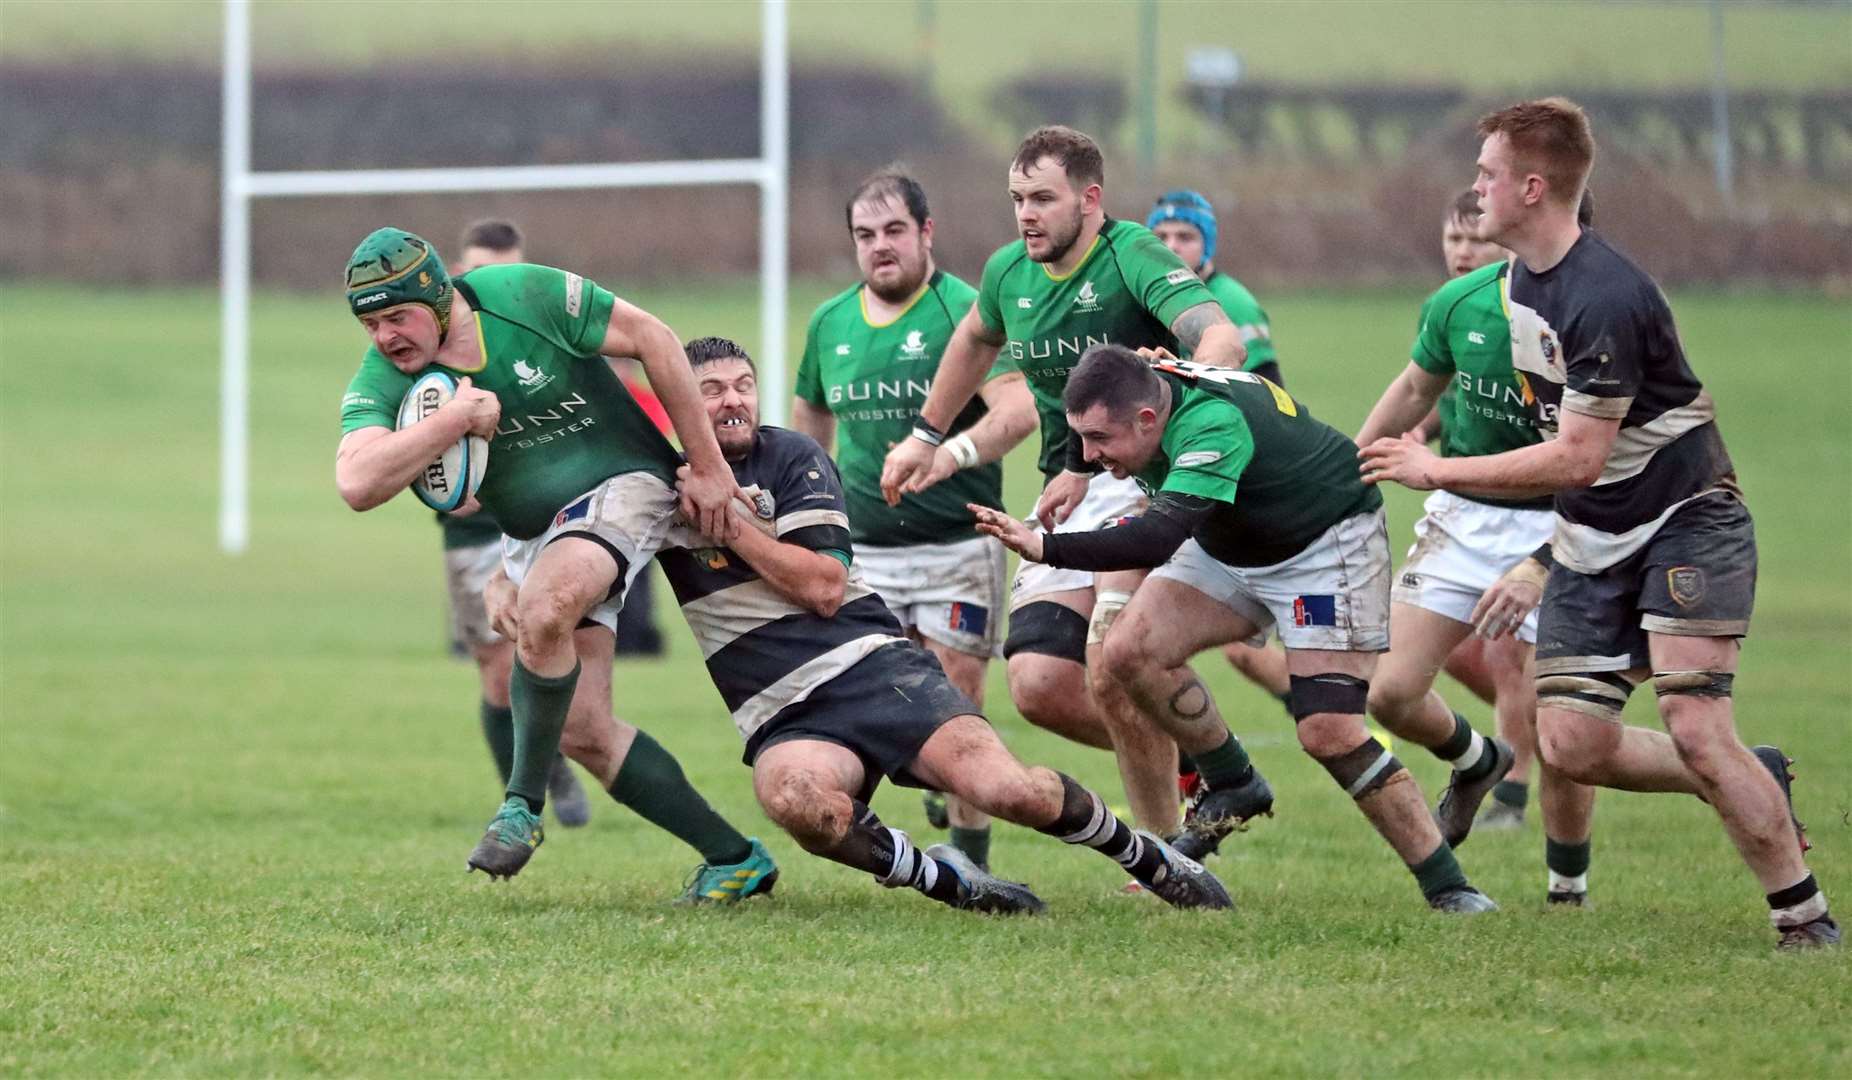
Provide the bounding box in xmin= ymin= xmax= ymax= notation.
xmin=880 ymin=436 xmax=937 ymax=506
xmin=443 ymin=376 xmax=502 ymax=439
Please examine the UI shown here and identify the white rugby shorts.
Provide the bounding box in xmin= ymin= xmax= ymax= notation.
xmin=858 ymin=534 xmax=1008 ymax=657
xmin=445 ymin=540 xmax=504 ymax=650
xmin=1392 ymin=490 xmax=1555 ymax=644
xmin=501 ymin=471 xmax=680 ymax=632
xmin=1151 ymin=509 xmax=1392 ymax=652
xmin=1010 ymin=472 xmax=1148 ymax=610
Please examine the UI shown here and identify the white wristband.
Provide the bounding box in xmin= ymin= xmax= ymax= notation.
xmin=944 ymin=432 xmax=980 ymax=470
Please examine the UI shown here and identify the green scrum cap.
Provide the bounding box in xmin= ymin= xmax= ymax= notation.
xmin=344 ymin=227 xmax=453 ymax=338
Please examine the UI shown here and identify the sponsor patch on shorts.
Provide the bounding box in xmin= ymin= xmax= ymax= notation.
xmin=1292 ymin=594 xmax=1338 ymax=627
xmin=949 ymin=602 xmax=988 ymax=636
xmin=553 ymin=494 xmax=593 ymax=529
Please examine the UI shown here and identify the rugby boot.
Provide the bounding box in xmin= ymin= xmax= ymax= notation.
xmin=467 ymin=797 xmax=544 ymax=880
xmin=1749 ymin=745 xmax=1810 ymax=854
xmin=921 ymin=790 xmax=950 ymax=830
xmin=1474 ymin=798 xmax=1526 ymax=832
xmin=1134 ymin=831 xmax=1234 ymax=911
xmin=1170 ymin=766 xmax=1274 ymax=860
xmin=676 ymin=837 xmax=780 ymax=906
xmin=1428 ymin=885 xmax=1498 ymax=914
xmin=1776 ymin=916 xmax=1841 ymax=951
xmin=1435 ymin=737 xmax=1515 ymax=850
xmin=925 ymin=844 xmax=1046 ymax=915
xmin=546 ymin=754 xmax=591 ymax=829
xmin=1546 ymin=889 xmax=1590 ymax=909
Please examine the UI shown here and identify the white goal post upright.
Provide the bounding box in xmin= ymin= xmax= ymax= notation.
xmin=218 ymin=0 xmax=790 ymax=553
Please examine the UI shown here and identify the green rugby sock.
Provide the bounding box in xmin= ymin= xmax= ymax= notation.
xmin=949 ymin=826 xmax=991 ymax=870
xmin=1493 ymin=780 xmax=1529 ymax=809
xmin=1409 ymin=842 xmax=1469 ymax=901
xmin=1195 ymin=732 xmax=1254 ymax=789
xmin=479 ymin=701 xmax=514 ymax=785
xmin=609 ymin=731 xmax=751 ymax=866
xmin=507 ymin=659 xmax=580 ymax=812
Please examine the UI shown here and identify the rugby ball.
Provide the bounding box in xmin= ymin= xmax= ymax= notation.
xmin=396 ymin=370 xmax=488 ymax=513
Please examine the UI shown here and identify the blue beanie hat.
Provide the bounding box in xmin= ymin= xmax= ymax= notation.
xmin=1146 ymin=189 xmax=1217 ymax=269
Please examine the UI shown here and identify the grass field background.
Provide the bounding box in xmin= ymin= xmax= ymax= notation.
xmin=2 ymin=282 xmax=1848 ymax=1075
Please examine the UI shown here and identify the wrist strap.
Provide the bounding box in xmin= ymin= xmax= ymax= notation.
xmin=945 ymin=433 xmax=980 ymax=470
xmin=910 ymin=419 xmax=946 ymax=447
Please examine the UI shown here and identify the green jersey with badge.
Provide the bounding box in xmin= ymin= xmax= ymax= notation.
xmin=340 ymin=263 xmax=680 ymax=540
xmin=796 ymin=271 xmax=1008 ymax=547
xmin=1409 ymin=261 xmax=1550 ymax=511
xmin=1134 ymin=359 xmax=1382 ymax=567
xmin=976 ymin=218 xmax=1214 ymax=479
xmin=1203 ymin=270 xmax=1276 ymax=373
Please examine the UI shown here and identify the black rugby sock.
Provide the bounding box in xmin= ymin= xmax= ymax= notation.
xmin=1039 ymin=774 xmax=1165 ymax=883
xmin=841 ymin=801 xmax=960 ymax=903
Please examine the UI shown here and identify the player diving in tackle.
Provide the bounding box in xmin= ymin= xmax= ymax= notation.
xmin=662 ymin=336 xmax=1231 ymax=913
xmin=881 ymin=125 xmax=1272 ymax=845
xmin=975 ymin=344 xmax=1498 ymax=913
xmin=335 ymin=228 xmax=778 ymax=900
xmin=791 ymin=167 xmax=1038 ymax=871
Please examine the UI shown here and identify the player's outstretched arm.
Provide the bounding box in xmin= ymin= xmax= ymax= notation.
xmin=789 ymin=398 xmax=838 ymax=455
xmin=1169 ymin=302 xmax=1247 ymax=369
xmin=1356 ymin=362 xmax=1451 ymax=448
xmin=910 ymin=372 xmax=1038 ymax=493
xmin=1360 ymin=409 xmax=1618 ymax=497
xmin=601 ymin=298 xmax=741 ymax=538
xmin=335 ymin=378 xmax=499 ymax=511
xmin=881 ymin=305 xmax=1003 ymax=505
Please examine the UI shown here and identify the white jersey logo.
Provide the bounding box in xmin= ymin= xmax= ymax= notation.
xmin=1017 ymin=297 xmax=1033 ymax=309
xmin=1468 ymin=331 xmax=1487 ymax=345
xmin=513 ymin=359 xmax=555 ymax=392
xmin=1175 ymin=450 xmax=1223 ymax=468
xmin=900 ymin=330 xmax=927 ymax=358
xmin=835 ymin=344 xmax=852 ymax=356
xmin=1073 ymin=280 xmax=1101 ymax=312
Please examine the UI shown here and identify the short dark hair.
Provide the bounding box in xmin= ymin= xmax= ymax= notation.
xmin=1476 ymin=97 xmax=1595 ymax=208
xmin=684 ymin=336 xmax=755 ymax=373
xmin=1447 ymin=188 xmax=1481 ymax=224
xmin=845 ymin=166 xmax=930 ymax=232
xmin=458 ymin=218 xmax=523 ymax=253
xmin=1063 ymin=344 xmax=1161 ymax=419
xmin=1012 ymin=125 xmax=1104 ymax=189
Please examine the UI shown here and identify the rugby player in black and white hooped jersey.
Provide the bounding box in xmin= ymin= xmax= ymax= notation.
xmin=659 ymin=336 xmax=1231 ymax=913
xmin=1361 ymin=98 xmax=1835 ymax=949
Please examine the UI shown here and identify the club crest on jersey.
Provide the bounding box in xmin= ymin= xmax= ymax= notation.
xmin=1292 ymin=595 xmax=1338 ymax=627
xmin=1073 ymin=281 xmax=1101 ymax=312
xmin=1539 ymin=330 xmax=1557 ymax=363
xmin=900 ymin=330 xmax=928 ymax=358
xmin=1666 ymin=566 xmax=1706 ymax=607
xmin=513 ymin=359 xmax=555 ymax=392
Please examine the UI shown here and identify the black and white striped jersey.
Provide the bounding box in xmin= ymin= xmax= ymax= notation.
xmin=1504 ymin=229 xmax=1737 ymax=572
xmin=658 ymin=426 xmax=906 ymax=743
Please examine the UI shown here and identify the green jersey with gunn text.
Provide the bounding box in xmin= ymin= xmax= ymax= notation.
xmin=1409 ymin=261 xmax=1550 ymax=511
xmin=796 ymin=271 xmax=1009 ymax=547
xmin=976 ymin=218 xmax=1214 ymax=479
xmin=1134 ymin=359 xmax=1381 ymax=567
xmin=1203 ymin=270 xmax=1277 ymax=373
xmin=340 ymin=263 xmax=680 ymax=540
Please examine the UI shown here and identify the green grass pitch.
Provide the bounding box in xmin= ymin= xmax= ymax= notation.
xmin=1 ymin=283 xmax=1847 ymax=1075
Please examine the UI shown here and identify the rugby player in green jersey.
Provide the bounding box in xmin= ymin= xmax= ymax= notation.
xmin=881 ymin=126 xmax=1268 ymax=840
xmin=976 ymin=345 xmax=1498 ymax=913
xmin=1364 ymin=100 xmax=1832 ymax=947
xmin=1146 ymin=189 xmax=1295 ymax=734
xmin=792 ymin=169 xmax=1037 ymax=869
xmin=336 ymin=228 xmax=776 ymax=896
xmin=437 ymin=219 xmax=591 ymax=829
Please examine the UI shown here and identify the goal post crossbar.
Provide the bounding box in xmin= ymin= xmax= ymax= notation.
xmin=219 ymin=0 xmax=789 ymax=553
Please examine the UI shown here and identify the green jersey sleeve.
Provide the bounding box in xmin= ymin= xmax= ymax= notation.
xmin=1158 ymin=399 xmax=1253 ymax=504
xmin=340 ymin=351 xmax=413 ymax=434
xmin=1410 ymin=286 xmax=1456 ymax=376
xmin=795 ymin=304 xmax=827 ymax=406
xmin=1113 ymin=223 xmax=1218 ymax=330
xmin=462 ymin=264 xmax=617 ymax=359
xmin=974 ymin=243 xmax=1022 ymax=339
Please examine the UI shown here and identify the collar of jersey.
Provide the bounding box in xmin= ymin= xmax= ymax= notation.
xmin=859 ymin=277 xmax=932 ymax=328
xmin=1041 ymin=233 xmax=1102 ymax=282
xmin=439 ymin=311 xmax=489 ymax=374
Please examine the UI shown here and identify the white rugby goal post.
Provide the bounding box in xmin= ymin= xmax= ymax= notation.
xmin=219 ymin=0 xmax=790 ymax=553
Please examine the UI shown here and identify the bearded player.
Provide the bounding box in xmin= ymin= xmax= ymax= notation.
xmin=881 ymin=126 xmax=1271 ymax=842
xmin=336 ymin=228 xmax=776 ymax=898
xmin=791 ymin=168 xmax=1036 ymax=869
xmin=1362 ymin=99 xmax=1833 ymax=948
